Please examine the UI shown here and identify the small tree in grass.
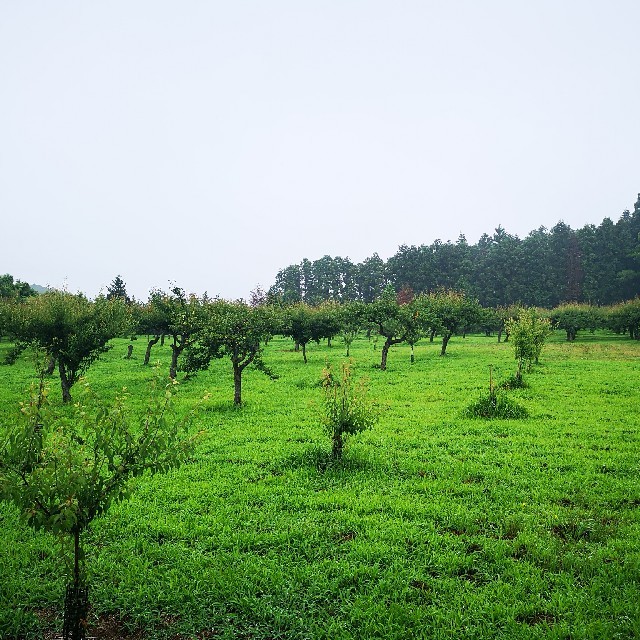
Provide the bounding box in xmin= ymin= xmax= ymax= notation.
xmin=506 ymin=308 xmax=551 ymax=379
xmin=338 ymin=301 xmax=365 ymax=357
xmin=320 ymin=361 xmax=377 ymax=459
xmin=0 ymin=373 xmax=200 ymax=640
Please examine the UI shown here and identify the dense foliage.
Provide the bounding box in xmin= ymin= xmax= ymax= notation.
xmin=269 ymin=194 xmax=640 ymax=307
xmin=5 ymin=292 xmax=129 ymax=402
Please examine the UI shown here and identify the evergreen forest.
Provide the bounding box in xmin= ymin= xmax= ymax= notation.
xmin=269 ymin=194 xmax=640 ymax=308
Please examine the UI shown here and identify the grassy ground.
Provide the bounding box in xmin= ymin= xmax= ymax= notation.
xmin=0 ymin=331 xmax=639 ymax=639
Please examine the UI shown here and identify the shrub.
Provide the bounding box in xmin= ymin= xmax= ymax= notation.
xmin=320 ymin=361 xmax=378 ymax=459
xmin=464 ymin=390 xmax=528 ymax=419
xmin=505 ymin=308 xmax=551 ymax=376
xmin=0 ymin=374 xmax=200 ymax=639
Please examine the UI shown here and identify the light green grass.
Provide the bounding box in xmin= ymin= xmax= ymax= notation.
xmin=0 ymin=331 xmax=639 ymax=639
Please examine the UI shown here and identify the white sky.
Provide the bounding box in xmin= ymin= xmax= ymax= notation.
xmin=1 ymin=1 xmax=639 ymax=300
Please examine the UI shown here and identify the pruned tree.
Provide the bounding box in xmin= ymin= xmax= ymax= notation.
xmin=550 ymin=303 xmax=603 ymax=341
xmin=429 ymin=289 xmax=482 ymax=356
xmin=150 ymin=287 xmax=206 ymax=378
xmin=134 ymin=298 xmax=171 ymax=365
xmin=366 ymin=285 xmax=410 ymax=370
xmin=281 ymin=303 xmax=316 ymax=363
xmin=6 ymin=291 xmax=129 ymax=401
xmin=606 ymin=298 xmax=640 ymax=339
xmin=184 ymin=301 xmax=276 ymax=405
xmin=338 ymin=301 xmax=366 ymax=357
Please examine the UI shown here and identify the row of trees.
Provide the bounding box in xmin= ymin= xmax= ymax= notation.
xmin=269 ymin=194 xmax=640 ymax=307
xmin=3 ymin=285 xmax=640 ymax=407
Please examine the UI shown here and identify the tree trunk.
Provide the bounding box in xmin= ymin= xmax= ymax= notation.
xmin=58 ymin=360 xmax=73 ymax=403
xmin=63 ymin=528 xmax=88 ymax=640
xmin=410 ymin=345 xmax=415 ymax=364
xmin=327 ymin=336 xmax=332 ymax=347
xmin=497 ymin=328 xmax=502 ymax=343
xmin=144 ymin=335 xmax=161 ymax=365
xmin=440 ymin=332 xmax=451 ymax=356
xmin=169 ymin=344 xmax=180 ymax=379
xmin=45 ymin=354 xmax=56 ymax=375
xmin=233 ymin=363 xmax=242 ymax=406
xmin=126 ymin=344 xmax=133 ymax=359
xmin=302 ymin=342 xmax=307 ymax=364
xmin=429 ymin=329 xmax=436 ymax=343
xmin=380 ymin=339 xmax=391 ymax=370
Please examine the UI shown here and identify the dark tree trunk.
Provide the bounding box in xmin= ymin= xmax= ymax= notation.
xmin=63 ymin=528 xmax=88 ymax=640
xmin=380 ymin=340 xmax=390 ymax=370
xmin=233 ymin=363 xmax=242 ymax=406
xmin=58 ymin=361 xmax=73 ymax=403
xmin=45 ymin=354 xmax=56 ymax=375
xmin=327 ymin=337 xmax=332 ymax=347
xmin=380 ymin=336 xmax=403 ymax=370
xmin=302 ymin=342 xmax=307 ymax=364
xmin=497 ymin=328 xmax=502 ymax=343
xmin=126 ymin=344 xmax=133 ymax=359
xmin=440 ymin=332 xmax=452 ymax=356
xmin=410 ymin=345 xmax=415 ymax=364
xmin=429 ymin=329 xmax=436 ymax=343
xmin=144 ymin=335 xmax=161 ymax=365
xmin=170 ymin=344 xmax=180 ymax=379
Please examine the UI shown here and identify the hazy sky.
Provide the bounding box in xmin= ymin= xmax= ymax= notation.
xmin=2 ymin=1 xmax=639 ymax=300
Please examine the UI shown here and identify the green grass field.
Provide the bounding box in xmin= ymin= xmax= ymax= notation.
xmin=1 ymin=331 xmax=639 ymax=639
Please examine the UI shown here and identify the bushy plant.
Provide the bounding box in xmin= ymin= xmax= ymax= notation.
xmin=0 ymin=374 xmax=201 ymax=639
xmin=320 ymin=361 xmax=377 ymax=459
xmin=505 ymin=308 xmax=551 ymax=378
xmin=464 ymin=389 xmax=528 ymax=419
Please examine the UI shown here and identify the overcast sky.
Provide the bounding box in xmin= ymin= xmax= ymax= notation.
xmin=1 ymin=1 xmax=639 ymax=300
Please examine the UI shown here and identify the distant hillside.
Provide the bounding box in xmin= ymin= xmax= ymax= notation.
xmin=31 ymin=284 xmax=49 ymax=294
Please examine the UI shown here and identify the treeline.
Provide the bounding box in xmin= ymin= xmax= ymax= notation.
xmin=269 ymin=194 xmax=640 ymax=307
xmin=2 ymin=284 xmax=640 ymax=408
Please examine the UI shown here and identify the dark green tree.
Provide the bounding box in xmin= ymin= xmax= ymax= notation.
xmin=550 ymin=303 xmax=603 ymax=341
xmin=105 ymin=275 xmax=131 ymax=304
xmin=7 ymin=291 xmax=129 ymax=402
xmin=0 ymin=273 xmax=37 ymax=300
xmin=366 ymin=286 xmax=412 ymax=370
xmin=184 ymin=301 xmax=276 ymax=405
xmin=429 ymin=289 xmax=482 ymax=356
xmin=150 ymin=288 xmax=206 ymax=379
